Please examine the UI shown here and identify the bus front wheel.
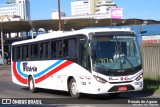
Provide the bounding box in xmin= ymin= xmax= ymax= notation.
xmin=28 ymin=77 xmax=37 ymax=93
xmin=69 ymin=78 xmax=81 ymax=98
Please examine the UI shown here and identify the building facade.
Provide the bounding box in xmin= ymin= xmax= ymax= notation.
xmin=71 ymin=0 xmax=91 ymax=16
xmin=16 ymin=0 xmax=30 ymax=21
xmin=0 ymin=0 xmax=30 ymax=20
xmin=71 ymin=0 xmax=117 ymax=16
xmin=95 ymin=0 xmax=117 ymax=14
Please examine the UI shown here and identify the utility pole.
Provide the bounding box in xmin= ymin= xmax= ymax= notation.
xmin=1 ymin=22 xmax=4 ymax=65
xmin=58 ymin=0 xmax=62 ymax=31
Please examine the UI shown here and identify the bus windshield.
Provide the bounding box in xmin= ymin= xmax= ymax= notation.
xmin=90 ymin=33 xmax=141 ymax=72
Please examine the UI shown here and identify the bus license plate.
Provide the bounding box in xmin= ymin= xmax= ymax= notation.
xmin=118 ymin=86 xmax=127 ymax=91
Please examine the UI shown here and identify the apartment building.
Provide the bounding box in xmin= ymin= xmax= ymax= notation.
xmin=0 ymin=0 xmax=30 ymax=20
xmin=71 ymin=0 xmax=117 ymax=16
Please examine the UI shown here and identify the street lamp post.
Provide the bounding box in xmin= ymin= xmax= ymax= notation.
xmin=58 ymin=0 xmax=62 ymax=31
xmin=0 ymin=21 xmax=5 ymax=65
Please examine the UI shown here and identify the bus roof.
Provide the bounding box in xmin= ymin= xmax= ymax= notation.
xmin=12 ymin=27 xmax=133 ymax=45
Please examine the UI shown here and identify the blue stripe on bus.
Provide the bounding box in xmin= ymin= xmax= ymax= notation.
xmin=33 ymin=60 xmax=64 ymax=78
xmin=17 ymin=62 xmax=28 ymax=78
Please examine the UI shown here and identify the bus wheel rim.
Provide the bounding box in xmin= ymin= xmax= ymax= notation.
xmin=30 ymin=79 xmax=33 ymax=90
xmin=71 ymin=82 xmax=78 ymax=95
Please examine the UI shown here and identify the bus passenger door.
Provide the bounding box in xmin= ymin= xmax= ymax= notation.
xmin=79 ymin=42 xmax=88 ymax=69
xmin=78 ymin=35 xmax=90 ymax=70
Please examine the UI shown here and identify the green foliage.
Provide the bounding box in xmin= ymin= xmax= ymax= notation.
xmin=143 ymin=78 xmax=160 ymax=95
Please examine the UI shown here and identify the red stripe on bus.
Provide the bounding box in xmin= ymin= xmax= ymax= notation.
xmin=13 ymin=62 xmax=27 ymax=85
xmin=35 ymin=60 xmax=73 ymax=84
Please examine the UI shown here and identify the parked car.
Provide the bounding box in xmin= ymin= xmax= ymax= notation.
xmin=0 ymin=50 xmax=8 ymax=65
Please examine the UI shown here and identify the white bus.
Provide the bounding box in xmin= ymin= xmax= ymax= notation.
xmin=11 ymin=28 xmax=143 ymax=98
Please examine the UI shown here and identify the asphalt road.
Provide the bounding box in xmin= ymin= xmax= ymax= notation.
xmin=0 ymin=65 xmax=159 ymax=107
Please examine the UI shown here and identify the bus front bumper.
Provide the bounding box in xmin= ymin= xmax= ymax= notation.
xmin=79 ymin=78 xmax=143 ymax=94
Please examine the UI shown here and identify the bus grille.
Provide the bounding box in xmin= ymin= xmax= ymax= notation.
xmin=109 ymin=81 xmax=133 ymax=84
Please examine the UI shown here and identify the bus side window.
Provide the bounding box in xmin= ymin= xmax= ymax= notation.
xmin=31 ymin=45 xmax=34 ymax=59
xmin=51 ymin=41 xmax=56 ymax=58
xmin=63 ymin=40 xmax=68 ymax=58
xmin=16 ymin=46 xmax=22 ymax=60
xmin=31 ymin=44 xmax=39 ymax=60
xmin=12 ymin=47 xmax=16 ymax=61
xmin=56 ymin=41 xmax=62 ymax=58
xmin=42 ymin=43 xmax=47 ymax=59
xmin=22 ymin=45 xmax=29 ymax=60
xmin=40 ymin=42 xmax=49 ymax=60
xmin=63 ymin=38 xmax=76 ymax=58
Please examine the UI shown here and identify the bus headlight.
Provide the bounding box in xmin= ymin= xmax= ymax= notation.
xmin=93 ymin=75 xmax=107 ymax=84
xmin=135 ymin=73 xmax=143 ymax=81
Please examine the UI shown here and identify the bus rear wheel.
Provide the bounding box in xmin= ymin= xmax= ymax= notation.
xmin=69 ymin=78 xmax=81 ymax=98
xmin=28 ymin=77 xmax=37 ymax=93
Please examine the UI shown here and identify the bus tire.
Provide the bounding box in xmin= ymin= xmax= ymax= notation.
xmin=69 ymin=78 xmax=81 ymax=98
xmin=28 ymin=77 xmax=37 ymax=93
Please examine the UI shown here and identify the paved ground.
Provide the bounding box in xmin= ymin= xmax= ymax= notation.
xmin=0 ymin=65 xmax=11 ymax=75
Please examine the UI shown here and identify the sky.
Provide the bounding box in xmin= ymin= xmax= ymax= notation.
xmin=0 ymin=0 xmax=160 ymax=20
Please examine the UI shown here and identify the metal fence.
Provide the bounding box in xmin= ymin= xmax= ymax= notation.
xmin=141 ymin=44 xmax=160 ymax=80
